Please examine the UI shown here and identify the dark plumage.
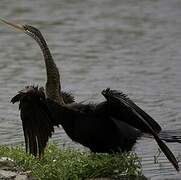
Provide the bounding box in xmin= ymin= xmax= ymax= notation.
xmin=11 ymin=86 xmax=74 ymax=156
xmin=11 ymin=86 xmax=179 ymax=171
xmin=1 ymin=19 xmax=179 ymax=171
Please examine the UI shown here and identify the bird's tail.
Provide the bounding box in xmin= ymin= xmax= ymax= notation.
xmin=159 ymin=130 xmax=181 ymax=143
xmin=142 ymin=129 xmax=181 ymax=171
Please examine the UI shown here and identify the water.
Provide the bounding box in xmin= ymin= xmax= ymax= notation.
xmin=0 ymin=0 xmax=181 ymax=179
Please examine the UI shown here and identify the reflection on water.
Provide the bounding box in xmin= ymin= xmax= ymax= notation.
xmin=0 ymin=0 xmax=181 ymax=179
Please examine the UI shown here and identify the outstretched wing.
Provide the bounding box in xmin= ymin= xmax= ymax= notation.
xmin=11 ymin=86 xmax=54 ymax=157
xmin=102 ymin=88 xmax=161 ymax=134
xmin=102 ymin=88 xmax=179 ymax=171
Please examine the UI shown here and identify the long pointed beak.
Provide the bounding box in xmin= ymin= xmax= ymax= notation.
xmin=0 ymin=18 xmax=25 ymax=31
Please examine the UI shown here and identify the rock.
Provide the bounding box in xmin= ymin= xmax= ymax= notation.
xmin=0 ymin=157 xmax=34 ymax=180
xmin=0 ymin=169 xmax=17 ymax=179
xmin=15 ymin=174 xmax=30 ymax=180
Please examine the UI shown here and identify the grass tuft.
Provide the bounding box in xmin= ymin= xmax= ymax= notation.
xmin=0 ymin=144 xmax=143 ymax=179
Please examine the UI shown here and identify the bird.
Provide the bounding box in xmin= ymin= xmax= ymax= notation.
xmin=0 ymin=19 xmax=180 ymax=171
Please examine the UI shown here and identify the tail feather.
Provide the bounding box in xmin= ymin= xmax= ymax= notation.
xmin=153 ymin=132 xmax=179 ymax=171
xmin=142 ymin=129 xmax=180 ymax=171
xmin=159 ymin=130 xmax=181 ymax=143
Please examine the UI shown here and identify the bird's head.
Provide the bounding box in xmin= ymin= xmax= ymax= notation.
xmin=23 ymin=25 xmax=43 ymax=41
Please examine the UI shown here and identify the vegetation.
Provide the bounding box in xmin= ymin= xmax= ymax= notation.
xmin=0 ymin=144 xmax=143 ymax=180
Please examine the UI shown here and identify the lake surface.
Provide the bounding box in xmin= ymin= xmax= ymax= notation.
xmin=0 ymin=0 xmax=181 ymax=179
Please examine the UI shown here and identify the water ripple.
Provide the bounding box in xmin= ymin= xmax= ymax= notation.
xmin=0 ymin=0 xmax=181 ymax=179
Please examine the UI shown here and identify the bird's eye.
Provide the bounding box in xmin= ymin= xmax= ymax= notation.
xmin=23 ymin=25 xmax=28 ymax=30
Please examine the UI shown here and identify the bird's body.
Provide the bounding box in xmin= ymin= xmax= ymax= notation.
xmin=1 ymin=18 xmax=180 ymax=171
xmin=11 ymin=86 xmax=149 ymax=154
xmin=47 ymin=94 xmax=141 ymax=153
xmin=11 ymin=85 xmax=179 ymax=171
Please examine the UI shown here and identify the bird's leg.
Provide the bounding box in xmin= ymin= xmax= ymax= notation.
xmin=154 ymin=148 xmax=161 ymax=164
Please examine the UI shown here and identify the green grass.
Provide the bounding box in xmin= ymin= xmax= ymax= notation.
xmin=0 ymin=144 xmax=143 ymax=180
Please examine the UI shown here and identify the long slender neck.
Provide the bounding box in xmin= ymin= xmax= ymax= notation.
xmin=35 ymin=33 xmax=64 ymax=104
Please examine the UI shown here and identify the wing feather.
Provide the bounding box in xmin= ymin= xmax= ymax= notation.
xmin=11 ymin=86 xmax=55 ymax=157
xmin=102 ymin=88 xmax=161 ymax=133
xmin=102 ymin=88 xmax=179 ymax=171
